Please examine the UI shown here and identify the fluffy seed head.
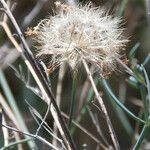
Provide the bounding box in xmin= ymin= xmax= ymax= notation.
xmin=29 ymin=2 xmax=128 ymax=77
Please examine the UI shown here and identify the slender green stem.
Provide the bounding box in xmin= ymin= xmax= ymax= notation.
xmin=133 ymin=125 xmax=148 ymax=150
xmin=0 ymin=69 xmax=37 ymax=149
xmin=142 ymin=53 xmax=150 ymax=66
xmin=141 ymin=65 xmax=150 ymax=104
xmin=127 ymin=76 xmax=139 ymax=89
xmin=1 ymin=138 xmax=32 ymax=150
xmin=101 ymin=79 xmax=146 ymax=124
xmin=101 ymin=80 xmax=133 ymax=137
xmin=139 ymin=85 xmax=149 ymax=122
xmin=128 ymin=42 xmax=140 ymax=60
xmin=118 ymin=0 xmax=129 ymax=16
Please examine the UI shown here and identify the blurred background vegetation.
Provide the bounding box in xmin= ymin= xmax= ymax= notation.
xmin=0 ymin=0 xmax=150 ymax=149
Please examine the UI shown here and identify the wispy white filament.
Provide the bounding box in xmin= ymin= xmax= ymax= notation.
xmin=65 ymin=0 xmax=76 ymax=6
xmin=32 ymin=2 xmax=128 ymax=76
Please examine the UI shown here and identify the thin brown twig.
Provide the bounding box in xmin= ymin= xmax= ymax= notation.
xmin=0 ymin=21 xmax=22 ymax=53
xmin=78 ymin=66 xmax=95 ymax=110
xmin=52 ymin=63 xmax=66 ymax=146
xmin=62 ymin=112 xmax=108 ymax=150
xmin=82 ymin=59 xmax=120 ymax=150
xmin=0 ymin=0 xmax=47 ymax=68
xmin=1 ymin=124 xmax=59 ymax=150
xmin=13 ymin=131 xmax=24 ymax=150
xmin=87 ymin=107 xmax=111 ymax=148
xmin=27 ymin=102 xmax=65 ymax=147
xmin=0 ymin=93 xmax=20 ymax=129
xmin=0 ymin=93 xmax=24 ymax=150
xmin=0 ymin=9 xmax=50 ymax=142
xmin=1 ymin=100 xmax=23 ymax=150
xmin=2 ymin=115 xmax=9 ymax=147
xmin=0 ymin=0 xmax=76 ymax=149
xmin=35 ymin=105 xmax=50 ymax=137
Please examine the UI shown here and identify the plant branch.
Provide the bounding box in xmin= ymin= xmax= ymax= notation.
xmin=0 ymin=0 xmax=75 ymax=149
xmin=1 ymin=124 xmax=59 ymax=150
xmin=62 ymin=112 xmax=108 ymax=150
xmin=133 ymin=125 xmax=148 ymax=150
xmin=1 ymin=138 xmax=31 ymax=150
xmin=82 ymin=59 xmax=120 ymax=150
xmin=0 ymin=70 xmax=36 ymax=149
xmin=101 ymin=79 xmax=146 ymax=124
xmin=53 ymin=63 xmax=66 ymax=146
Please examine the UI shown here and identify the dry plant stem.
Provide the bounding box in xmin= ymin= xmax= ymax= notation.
xmin=115 ymin=57 xmax=133 ymax=75
xmin=0 ymin=93 xmax=24 ymax=150
xmin=52 ymin=63 xmax=66 ymax=146
xmin=87 ymin=107 xmax=111 ymax=148
xmin=2 ymin=124 xmax=59 ymax=150
xmin=0 ymin=1 xmax=75 ymax=149
xmin=82 ymin=59 xmax=120 ymax=150
xmin=13 ymin=131 xmax=24 ymax=150
xmin=56 ymin=63 xmax=66 ymax=109
xmin=0 ymin=69 xmax=36 ymax=149
xmin=35 ymin=100 xmax=50 ymax=136
xmin=0 ymin=20 xmax=49 ymax=137
xmin=1 ymin=92 xmax=23 ymax=150
xmin=79 ymin=66 xmax=95 ymax=110
xmin=0 ymin=93 xmax=20 ymax=129
xmin=2 ymin=115 xmax=9 ymax=146
xmin=29 ymin=104 xmax=65 ymax=148
xmin=62 ymin=112 xmax=108 ymax=150
xmin=0 ymin=22 xmax=22 ymax=53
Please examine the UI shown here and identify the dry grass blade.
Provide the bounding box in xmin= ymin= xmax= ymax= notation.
xmin=0 ymin=1 xmax=76 ymax=149
xmin=1 ymin=124 xmax=59 ymax=150
xmin=82 ymin=59 xmax=120 ymax=150
xmin=62 ymin=112 xmax=108 ymax=150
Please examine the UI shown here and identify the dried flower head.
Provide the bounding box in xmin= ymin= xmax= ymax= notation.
xmin=30 ymin=2 xmax=128 ymax=77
